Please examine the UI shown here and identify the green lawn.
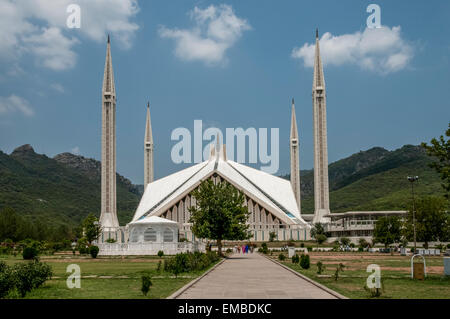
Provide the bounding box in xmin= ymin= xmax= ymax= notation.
xmin=269 ymin=252 xmax=450 ymax=299
xmin=0 ymin=254 xmax=219 ymax=299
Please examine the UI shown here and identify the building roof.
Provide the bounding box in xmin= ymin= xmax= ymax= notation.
xmin=129 ymin=215 xmax=177 ymax=225
xmin=325 ymin=211 xmax=408 ymax=219
xmin=131 ymin=144 xmax=308 ymax=227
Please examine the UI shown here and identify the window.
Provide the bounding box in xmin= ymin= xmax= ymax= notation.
xmin=130 ymin=229 xmax=139 ymax=243
xmin=143 ymin=228 xmax=157 ymax=242
xmin=163 ymin=228 xmax=173 ymax=242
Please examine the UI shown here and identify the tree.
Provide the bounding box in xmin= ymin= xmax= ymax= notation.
xmin=316 ymin=234 xmax=327 ymax=246
xmin=310 ymin=223 xmax=326 ymax=238
xmin=358 ymin=238 xmax=369 ymax=249
xmin=421 ymin=122 xmax=450 ymax=199
xmin=82 ymin=214 xmax=102 ymax=245
xmin=189 ymin=180 xmax=251 ymax=256
xmin=403 ymin=196 xmax=450 ymax=248
xmin=269 ymin=231 xmax=277 ymax=242
xmin=373 ymin=216 xmax=402 ymax=248
xmin=339 ymin=237 xmax=351 ymax=247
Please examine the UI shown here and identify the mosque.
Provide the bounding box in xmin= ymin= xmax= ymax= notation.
xmin=97 ymin=30 xmax=334 ymax=254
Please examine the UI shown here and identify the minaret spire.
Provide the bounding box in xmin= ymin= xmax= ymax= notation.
xmin=312 ymin=29 xmax=331 ymax=224
xmin=100 ymin=36 xmax=119 ymax=236
xmin=290 ymin=98 xmax=301 ymax=213
xmin=144 ymin=101 xmax=154 ymax=190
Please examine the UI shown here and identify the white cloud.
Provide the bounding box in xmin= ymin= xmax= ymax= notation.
xmin=159 ymin=4 xmax=251 ymax=65
xmin=71 ymin=146 xmax=80 ymax=155
xmin=50 ymin=83 xmax=65 ymax=93
xmin=0 ymin=0 xmax=139 ymax=71
xmin=0 ymin=95 xmax=34 ymax=116
xmin=291 ymin=26 xmax=414 ymax=74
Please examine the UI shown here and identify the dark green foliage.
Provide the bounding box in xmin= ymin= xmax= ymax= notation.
xmin=22 ymin=246 xmax=38 ymax=260
xmin=141 ymin=275 xmax=152 ymax=296
xmin=105 ymin=238 xmax=116 ymax=243
xmin=334 ymin=263 xmax=345 ymax=281
xmin=300 ymin=254 xmax=310 ymax=269
xmin=156 ymin=260 xmax=162 ymax=272
xmin=89 ymin=245 xmax=99 ymax=258
xmin=403 ymin=196 xmax=450 ymax=247
xmin=157 ymin=250 xmax=164 ymax=258
xmin=339 ymin=237 xmax=351 ymax=247
xmin=0 ymin=261 xmax=15 ymax=298
xmin=0 ymin=146 xmax=140 ymax=229
xmin=374 ymin=216 xmax=402 ymax=248
xmin=269 ymin=232 xmax=276 ymax=242
xmin=287 ymin=240 xmax=295 ymax=247
xmin=82 ymin=214 xmax=101 ymax=245
xmin=260 ymin=243 xmax=268 ymax=254
xmin=358 ymin=238 xmax=369 ymax=249
xmin=364 ymin=279 xmax=384 ymax=298
xmin=164 ymin=251 xmax=220 ymax=277
xmin=13 ymin=259 xmax=52 ymax=297
xmin=300 ymin=243 xmax=304 ymax=248
xmin=316 ymin=234 xmax=327 ymax=246
xmin=291 ymin=254 xmax=299 ymax=264
xmin=278 ymin=253 xmax=286 ymax=261
xmin=189 ymin=180 xmax=251 ymax=256
xmin=316 ymin=261 xmax=325 ymax=274
xmin=421 ymin=122 xmax=450 ymax=199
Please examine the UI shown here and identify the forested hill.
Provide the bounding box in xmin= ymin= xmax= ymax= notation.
xmin=281 ymin=144 xmax=444 ymax=214
xmin=0 ymin=145 xmax=141 ymax=227
xmin=0 ymin=143 xmax=443 ymax=226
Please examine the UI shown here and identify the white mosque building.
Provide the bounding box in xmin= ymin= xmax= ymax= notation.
xmin=98 ymin=30 xmax=332 ymax=255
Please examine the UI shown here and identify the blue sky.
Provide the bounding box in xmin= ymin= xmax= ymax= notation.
xmin=0 ymin=0 xmax=449 ymax=184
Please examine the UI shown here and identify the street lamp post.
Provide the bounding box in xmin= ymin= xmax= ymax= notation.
xmin=407 ymin=176 xmax=419 ymax=253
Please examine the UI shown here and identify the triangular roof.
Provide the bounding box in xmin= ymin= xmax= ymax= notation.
xmin=129 ymin=215 xmax=177 ymax=225
xmin=131 ymin=144 xmax=308 ymax=227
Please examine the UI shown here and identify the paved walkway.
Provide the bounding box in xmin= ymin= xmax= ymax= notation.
xmin=176 ymin=253 xmax=337 ymax=299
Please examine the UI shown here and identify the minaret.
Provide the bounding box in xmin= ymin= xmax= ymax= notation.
xmin=100 ymin=35 xmax=119 ymax=233
xmin=290 ymin=98 xmax=301 ymax=213
xmin=144 ymin=102 xmax=154 ymax=190
xmin=312 ymin=29 xmax=331 ymax=224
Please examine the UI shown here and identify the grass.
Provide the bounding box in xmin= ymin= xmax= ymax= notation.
xmin=0 ymin=254 xmax=220 ymax=299
xmin=269 ymin=251 xmax=450 ymax=299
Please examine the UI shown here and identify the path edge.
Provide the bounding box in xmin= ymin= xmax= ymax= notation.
xmin=262 ymin=254 xmax=349 ymax=299
xmin=166 ymin=258 xmax=227 ymax=299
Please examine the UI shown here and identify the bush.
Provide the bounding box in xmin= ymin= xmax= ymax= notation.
xmin=226 ymin=248 xmax=232 ymax=253
xmin=22 ymin=247 xmax=38 ymax=260
xmin=291 ymin=254 xmax=299 ymax=264
xmin=307 ymin=247 xmax=312 ymax=252
xmin=156 ymin=260 xmax=162 ymax=272
xmin=13 ymin=259 xmax=52 ymax=297
xmin=300 ymin=243 xmax=304 ymax=248
xmin=164 ymin=252 xmax=219 ymax=277
xmin=89 ymin=246 xmax=99 ymax=258
xmin=278 ymin=253 xmax=286 ymax=261
xmin=141 ymin=275 xmax=152 ymax=296
xmin=316 ymin=261 xmax=325 ymax=274
xmin=0 ymin=261 xmax=15 ymax=298
xmin=447 ymin=243 xmax=450 ymax=249
xmin=106 ymin=238 xmax=116 ymax=243
xmin=157 ymin=250 xmax=164 ymax=258
xmin=260 ymin=243 xmax=268 ymax=254
xmin=269 ymin=232 xmax=276 ymax=242
xmin=300 ymin=254 xmax=310 ymax=269
xmin=358 ymin=247 xmax=364 ymax=252
xmin=287 ymin=240 xmax=295 ymax=247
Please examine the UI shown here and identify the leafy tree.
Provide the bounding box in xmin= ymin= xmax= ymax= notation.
xmin=316 ymin=234 xmax=327 ymax=246
xmin=339 ymin=237 xmax=351 ymax=247
xmin=269 ymin=231 xmax=277 ymax=242
xmin=373 ymin=216 xmax=402 ymax=248
xmin=421 ymin=122 xmax=450 ymax=199
xmin=141 ymin=275 xmax=152 ymax=296
xmin=310 ymin=223 xmax=326 ymax=238
xmin=358 ymin=238 xmax=369 ymax=249
xmin=82 ymin=214 xmax=102 ymax=245
xmin=403 ymin=196 xmax=450 ymax=248
xmin=189 ymin=180 xmax=251 ymax=256
xmin=300 ymin=254 xmax=310 ymax=269
xmin=316 ymin=261 xmax=325 ymax=274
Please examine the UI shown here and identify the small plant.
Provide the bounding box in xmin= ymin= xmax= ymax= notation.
xmin=300 ymin=254 xmax=310 ymax=269
xmin=333 ymin=263 xmax=345 ymax=281
xmin=156 ymin=260 xmax=162 ymax=272
xmin=287 ymin=240 xmax=295 ymax=247
xmin=269 ymin=232 xmax=276 ymax=242
xmin=260 ymin=243 xmax=268 ymax=254
xmin=278 ymin=253 xmax=286 ymax=261
xmin=157 ymin=250 xmax=164 ymax=258
xmin=89 ymin=245 xmax=99 ymax=258
xmin=0 ymin=261 xmax=15 ymax=298
xmin=226 ymin=248 xmax=232 ymax=253
xmin=364 ymin=279 xmax=384 ymax=298
xmin=291 ymin=254 xmax=300 ymax=264
xmin=316 ymin=261 xmax=325 ymax=274
xmin=141 ymin=275 xmax=152 ymax=296
xmin=22 ymin=246 xmax=38 ymax=260
xmin=105 ymin=238 xmax=116 ymax=243
xmin=300 ymin=243 xmax=305 ymax=248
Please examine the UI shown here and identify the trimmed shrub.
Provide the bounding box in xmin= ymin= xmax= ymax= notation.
xmin=316 ymin=261 xmax=325 ymax=274
xmin=106 ymin=238 xmax=116 ymax=243
xmin=291 ymin=254 xmax=300 ymax=264
xmin=300 ymin=254 xmax=310 ymax=269
xmin=141 ymin=275 xmax=152 ymax=296
xmin=260 ymin=243 xmax=268 ymax=254
xmin=156 ymin=260 xmax=162 ymax=272
xmin=300 ymin=243 xmax=305 ymax=248
xmin=278 ymin=253 xmax=286 ymax=261
xmin=89 ymin=246 xmax=99 ymax=258
xmin=22 ymin=247 xmax=38 ymax=260
xmin=157 ymin=250 xmax=164 ymax=258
